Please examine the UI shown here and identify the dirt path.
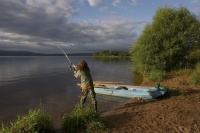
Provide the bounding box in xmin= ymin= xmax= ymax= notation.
xmin=102 ymin=76 xmax=200 ymax=133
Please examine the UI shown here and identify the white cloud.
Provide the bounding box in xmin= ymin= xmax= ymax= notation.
xmin=0 ymin=0 xmax=146 ymax=53
xmin=0 ymin=15 xmax=146 ymax=53
xmin=112 ymin=0 xmax=122 ymax=6
xmin=75 ymin=17 xmax=146 ymax=51
xmin=88 ymin=0 xmax=103 ymax=7
xmin=23 ymin=0 xmax=78 ymax=18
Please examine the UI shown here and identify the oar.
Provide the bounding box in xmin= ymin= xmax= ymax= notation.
xmin=93 ymin=81 xmax=124 ymax=84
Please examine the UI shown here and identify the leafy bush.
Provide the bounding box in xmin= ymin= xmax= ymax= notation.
xmin=170 ymin=68 xmax=192 ymax=76
xmin=61 ymin=104 xmax=108 ymax=133
xmin=1 ymin=108 xmax=54 ymax=133
xmin=148 ymin=70 xmax=169 ymax=82
xmin=130 ymin=6 xmax=200 ymax=73
xmin=195 ymin=62 xmax=200 ymax=73
xmin=189 ymin=71 xmax=200 ymax=85
xmin=189 ymin=63 xmax=200 ymax=85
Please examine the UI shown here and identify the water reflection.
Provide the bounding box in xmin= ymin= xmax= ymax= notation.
xmin=92 ymin=56 xmax=142 ymax=85
xmin=0 ymin=56 xmax=67 ymax=86
xmin=131 ymin=71 xmax=143 ymax=85
xmin=0 ymin=56 xmax=142 ymax=128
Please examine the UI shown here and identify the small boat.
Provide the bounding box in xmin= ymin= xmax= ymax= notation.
xmin=92 ymin=81 xmax=168 ymax=99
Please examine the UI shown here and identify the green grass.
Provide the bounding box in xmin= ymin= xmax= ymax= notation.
xmin=188 ymin=62 xmax=200 ymax=85
xmin=147 ymin=70 xmax=170 ymax=82
xmin=1 ymin=104 xmax=108 ymax=133
xmin=146 ymin=63 xmax=200 ymax=84
xmin=171 ymin=68 xmax=192 ymax=76
xmin=1 ymin=108 xmax=54 ymax=133
xmin=61 ymin=104 xmax=108 ymax=133
xmin=189 ymin=71 xmax=200 ymax=85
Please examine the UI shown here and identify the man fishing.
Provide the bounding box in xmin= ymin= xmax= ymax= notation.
xmin=72 ymin=60 xmax=97 ymax=113
xmin=57 ymin=45 xmax=97 ymax=112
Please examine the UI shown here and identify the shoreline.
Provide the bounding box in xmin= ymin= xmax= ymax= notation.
xmin=101 ymin=75 xmax=200 ymax=133
xmin=1 ymin=75 xmax=199 ymax=133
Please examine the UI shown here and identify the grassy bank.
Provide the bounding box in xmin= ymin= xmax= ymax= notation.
xmin=146 ymin=62 xmax=200 ymax=85
xmin=1 ymin=108 xmax=54 ymax=133
xmin=0 ymin=104 xmax=108 ymax=133
xmin=61 ymin=104 xmax=108 ymax=133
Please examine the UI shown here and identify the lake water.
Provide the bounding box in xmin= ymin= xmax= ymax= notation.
xmin=0 ymin=56 xmax=141 ymax=128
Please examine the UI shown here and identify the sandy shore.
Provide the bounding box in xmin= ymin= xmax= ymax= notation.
xmin=101 ymin=75 xmax=200 ymax=133
xmin=55 ymin=75 xmax=200 ymax=133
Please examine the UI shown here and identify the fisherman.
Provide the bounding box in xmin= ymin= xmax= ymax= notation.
xmin=72 ymin=60 xmax=97 ymax=112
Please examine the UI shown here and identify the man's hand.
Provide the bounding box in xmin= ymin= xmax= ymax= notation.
xmin=72 ymin=64 xmax=77 ymax=69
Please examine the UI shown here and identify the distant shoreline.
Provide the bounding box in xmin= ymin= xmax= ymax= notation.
xmin=0 ymin=50 xmax=93 ymax=56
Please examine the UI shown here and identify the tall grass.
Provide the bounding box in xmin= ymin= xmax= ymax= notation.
xmin=1 ymin=108 xmax=54 ymax=133
xmin=1 ymin=104 xmax=108 ymax=133
xmin=61 ymin=104 xmax=108 ymax=133
xmin=188 ymin=62 xmax=200 ymax=85
xmin=170 ymin=68 xmax=192 ymax=76
xmin=147 ymin=65 xmax=199 ymax=83
xmin=147 ymin=70 xmax=170 ymax=82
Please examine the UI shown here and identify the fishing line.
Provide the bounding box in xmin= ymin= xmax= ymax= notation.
xmin=56 ymin=45 xmax=73 ymax=69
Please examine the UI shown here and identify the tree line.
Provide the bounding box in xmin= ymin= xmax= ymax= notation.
xmin=93 ymin=50 xmax=130 ymax=57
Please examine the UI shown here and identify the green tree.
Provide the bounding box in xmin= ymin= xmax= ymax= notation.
xmin=93 ymin=50 xmax=129 ymax=57
xmin=130 ymin=6 xmax=200 ymax=73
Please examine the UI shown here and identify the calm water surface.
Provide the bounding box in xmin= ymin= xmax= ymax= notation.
xmin=0 ymin=56 xmax=141 ymax=127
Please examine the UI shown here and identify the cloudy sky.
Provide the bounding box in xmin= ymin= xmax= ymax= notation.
xmin=0 ymin=0 xmax=200 ymax=53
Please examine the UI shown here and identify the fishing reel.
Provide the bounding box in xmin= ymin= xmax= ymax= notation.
xmin=69 ymin=65 xmax=73 ymax=69
xmin=69 ymin=64 xmax=75 ymax=70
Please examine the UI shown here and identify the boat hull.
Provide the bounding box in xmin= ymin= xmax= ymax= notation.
xmin=94 ymin=86 xmax=167 ymax=99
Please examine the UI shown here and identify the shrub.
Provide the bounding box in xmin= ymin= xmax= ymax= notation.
xmin=86 ymin=119 xmax=108 ymax=133
xmin=188 ymin=62 xmax=200 ymax=85
xmin=1 ymin=108 xmax=54 ymax=133
xmin=195 ymin=62 xmax=200 ymax=73
xmin=171 ymin=68 xmax=192 ymax=76
xmin=189 ymin=71 xmax=200 ymax=85
xmin=61 ymin=104 xmax=108 ymax=133
xmin=148 ymin=70 xmax=169 ymax=82
xmin=130 ymin=6 xmax=200 ymax=73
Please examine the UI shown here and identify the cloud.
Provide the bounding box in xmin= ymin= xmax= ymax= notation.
xmin=112 ymin=0 xmax=139 ymax=7
xmin=112 ymin=0 xmax=122 ymax=6
xmin=25 ymin=0 xmax=78 ymax=18
xmin=0 ymin=0 xmax=146 ymax=53
xmin=63 ymin=17 xmax=145 ymax=52
xmin=88 ymin=0 xmax=103 ymax=7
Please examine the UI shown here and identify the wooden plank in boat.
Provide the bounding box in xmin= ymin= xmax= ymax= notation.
xmin=93 ymin=81 xmax=124 ymax=84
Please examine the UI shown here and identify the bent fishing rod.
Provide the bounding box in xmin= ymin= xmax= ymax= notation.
xmin=57 ymin=45 xmax=74 ymax=70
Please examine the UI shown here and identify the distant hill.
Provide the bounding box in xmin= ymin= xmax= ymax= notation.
xmin=0 ymin=50 xmax=46 ymax=56
xmin=0 ymin=50 xmax=93 ymax=56
xmin=68 ymin=53 xmax=93 ymax=56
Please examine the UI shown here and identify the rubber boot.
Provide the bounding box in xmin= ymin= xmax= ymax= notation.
xmin=80 ymin=101 xmax=84 ymax=108
xmin=94 ymin=103 xmax=97 ymax=113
